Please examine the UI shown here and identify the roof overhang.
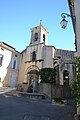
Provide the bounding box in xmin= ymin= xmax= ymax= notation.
xmin=0 ymin=42 xmax=20 ymax=54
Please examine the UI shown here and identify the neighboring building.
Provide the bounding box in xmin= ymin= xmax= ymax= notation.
xmin=0 ymin=42 xmax=20 ymax=87
xmin=68 ymin=0 xmax=80 ymax=56
xmin=68 ymin=0 xmax=80 ymax=116
xmin=54 ymin=48 xmax=75 ymax=85
xmin=0 ymin=24 xmax=75 ymax=91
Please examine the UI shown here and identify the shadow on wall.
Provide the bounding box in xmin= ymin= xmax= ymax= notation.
xmin=39 ymin=83 xmax=72 ymax=99
xmin=17 ymin=83 xmax=72 ymax=100
xmin=2 ymin=58 xmax=18 ymax=87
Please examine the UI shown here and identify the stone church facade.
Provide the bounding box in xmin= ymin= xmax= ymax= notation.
xmin=0 ymin=24 xmax=75 ymax=91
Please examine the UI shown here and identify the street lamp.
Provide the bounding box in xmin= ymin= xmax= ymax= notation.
xmin=60 ymin=13 xmax=76 ymax=29
xmin=60 ymin=13 xmax=77 ymax=51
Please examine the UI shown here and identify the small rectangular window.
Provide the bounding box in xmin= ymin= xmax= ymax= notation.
xmin=13 ymin=60 xmax=16 ymax=69
xmin=0 ymin=54 xmax=3 ymax=66
xmin=43 ymin=34 xmax=45 ymax=42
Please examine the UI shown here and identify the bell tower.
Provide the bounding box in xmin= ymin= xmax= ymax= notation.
xmin=30 ymin=24 xmax=49 ymax=45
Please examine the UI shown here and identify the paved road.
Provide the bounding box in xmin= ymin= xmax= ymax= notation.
xmin=0 ymin=93 xmax=76 ymax=120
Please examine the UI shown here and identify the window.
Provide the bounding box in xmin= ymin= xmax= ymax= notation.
xmin=13 ymin=60 xmax=16 ymax=69
xmin=32 ymin=51 xmax=36 ymax=61
xmin=63 ymin=70 xmax=69 ymax=85
xmin=1 ymin=48 xmax=4 ymax=51
xmin=72 ymin=65 xmax=75 ymax=75
xmin=34 ymin=33 xmax=38 ymax=41
xmin=0 ymin=54 xmax=3 ymax=66
xmin=43 ymin=34 xmax=45 ymax=42
xmin=12 ymin=59 xmax=17 ymax=69
xmin=15 ymin=54 xmax=17 ymax=57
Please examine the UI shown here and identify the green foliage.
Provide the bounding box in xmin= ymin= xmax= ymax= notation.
xmin=39 ymin=68 xmax=56 ymax=83
xmin=70 ymin=57 xmax=80 ymax=104
xmin=71 ymin=79 xmax=80 ymax=104
xmin=54 ymin=97 xmax=64 ymax=103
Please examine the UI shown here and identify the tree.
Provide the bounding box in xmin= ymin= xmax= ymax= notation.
xmin=39 ymin=68 xmax=56 ymax=83
xmin=70 ymin=57 xmax=80 ymax=104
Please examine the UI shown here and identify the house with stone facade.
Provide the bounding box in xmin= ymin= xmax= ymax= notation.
xmin=0 ymin=24 xmax=75 ymax=92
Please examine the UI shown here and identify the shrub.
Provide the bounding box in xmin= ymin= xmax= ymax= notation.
xmin=54 ymin=97 xmax=64 ymax=103
xmin=39 ymin=68 xmax=56 ymax=83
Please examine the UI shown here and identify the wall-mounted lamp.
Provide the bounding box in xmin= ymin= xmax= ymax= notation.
xmin=60 ymin=13 xmax=76 ymax=29
xmin=60 ymin=13 xmax=77 ymax=51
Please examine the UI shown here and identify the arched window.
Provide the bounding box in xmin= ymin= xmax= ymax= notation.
xmin=63 ymin=70 xmax=69 ymax=85
xmin=13 ymin=60 xmax=16 ymax=69
xmin=43 ymin=34 xmax=45 ymax=42
xmin=32 ymin=51 xmax=36 ymax=61
xmin=34 ymin=33 xmax=38 ymax=41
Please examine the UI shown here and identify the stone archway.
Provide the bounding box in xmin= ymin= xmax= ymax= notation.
xmin=63 ymin=70 xmax=69 ymax=85
xmin=26 ymin=66 xmax=39 ymax=93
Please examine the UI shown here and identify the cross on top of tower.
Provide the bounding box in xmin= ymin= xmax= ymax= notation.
xmin=40 ymin=20 xmax=42 ymax=25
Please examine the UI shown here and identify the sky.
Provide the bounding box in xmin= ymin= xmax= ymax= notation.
xmin=0 ymin=0 xmax=75 ymax=52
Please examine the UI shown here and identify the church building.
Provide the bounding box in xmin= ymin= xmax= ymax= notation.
xmin=0 ymin=24 xmax=75 ymax=91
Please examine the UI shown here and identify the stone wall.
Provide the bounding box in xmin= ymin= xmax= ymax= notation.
xmin=17 ymin=83 xmax=28 ymax=92
xmin=39 ymin=83 xmax=51 ymax=99
xmin=17 ymin=83 xmax=72 ymax=100
xmin=39 ymin=83 xmax=71 ymax=99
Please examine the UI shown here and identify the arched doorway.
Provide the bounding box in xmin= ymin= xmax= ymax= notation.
xmin=26 ymin=66 xmax=39 ymax=93
xmin=63 ymin=70 xmax=69 ymax=85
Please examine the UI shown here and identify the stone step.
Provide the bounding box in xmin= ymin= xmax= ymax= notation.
xmin=0 ymin=87 xmax=16 ymax=94
xmin=17 ymin=92 xmax=46 ymax=99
